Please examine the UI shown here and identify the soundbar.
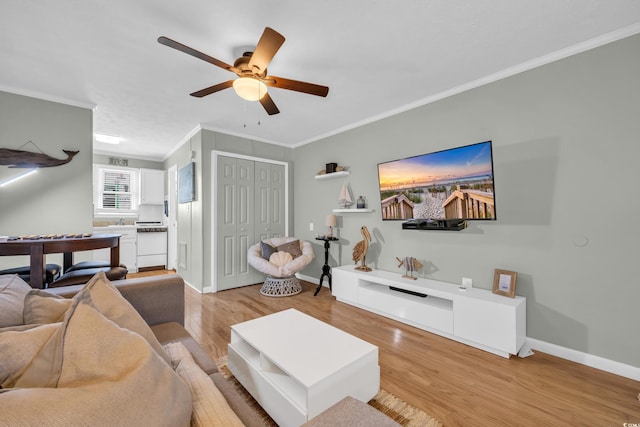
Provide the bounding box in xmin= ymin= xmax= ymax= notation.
xmin=401 ymin=218 xmax=467 ymax=231
xmin=389 ymin=286 xmax=428 ymax=298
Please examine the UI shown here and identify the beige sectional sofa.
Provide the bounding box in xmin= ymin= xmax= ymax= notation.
xmin=0 ymin=273 xmax=400 ymax=426
xmin=0 ymin=273 xmax=265 ymax=426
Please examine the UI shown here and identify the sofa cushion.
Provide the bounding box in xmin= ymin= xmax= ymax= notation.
xmin=164 ymin=342 xmax=243 ymax=427
xmin=74 ymin=271 xmax=171 ymax=365
xmin=23 ymin=289 xmax=72 ymax=324
xmin=0 ymin=291 xmax=192 ymax=427
xmin=211 ymin=372 xmax=271 ymax=427
xmin=303 ymin=396 xmax=402 ymax=427
xmin=151 ymin=322 xmax=218 ymax=375
xmin=0 ymin=322 xmax=59 ymax=387
xmin=0 ymin=274 xmax=32 ymax=327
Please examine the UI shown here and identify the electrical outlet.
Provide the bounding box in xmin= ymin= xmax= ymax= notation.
xmin=462 ymin=277 xmax=473 ymax=288
xmin=309 ymin=222 xmax=314 ymax=231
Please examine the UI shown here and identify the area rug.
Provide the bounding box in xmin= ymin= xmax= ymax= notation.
xmin=215 ymin=357 xmax=442 ymax=426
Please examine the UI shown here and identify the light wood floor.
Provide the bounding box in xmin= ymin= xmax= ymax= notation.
xmin=134 ymin=272 xmax=640 ymax=426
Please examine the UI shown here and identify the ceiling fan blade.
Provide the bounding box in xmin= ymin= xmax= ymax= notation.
xmin=190 ymin=80 xmax=234 ymax=98
xmin=259 ymin=93 xmax=280 ymax=115
xmin=264 ymin=76 xmax=329 ymax=97
xmin=248 ymin=27 xmax=285 ymax=74
xmin=158 ymin=36 xmax=236 ymax=72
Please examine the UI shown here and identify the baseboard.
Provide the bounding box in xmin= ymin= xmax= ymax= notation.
xmin=298 ymin=273 xmax=320 ymax=285
xmin=526 ymin=338 xmax=640 ymax=381
xmin=183 ymin=279 xmax=202 ymax=293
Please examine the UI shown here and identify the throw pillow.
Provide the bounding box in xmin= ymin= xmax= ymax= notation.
xmin=23 ymin=289 xmax=72 ymax=324
xmin=164 ymin=342 xmax=244 ymax=427
xmin=0 ymin=291 xmax=192 ymax=427
xmin=0 ymin=322 xmax=59 ymax=388
xmin=0 ymin=274 xmax=32 ymax=328
xmin=269 ymin=251 xmax=293 ymax=267
xmin=276 ymin=240 xmax=303 ymax=259
xmin=75 ymin=271 xmax=172 ymax=365
xmin=261 ymin=241 xmax=277 ymax=260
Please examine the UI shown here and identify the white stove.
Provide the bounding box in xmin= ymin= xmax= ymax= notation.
xmin=134 ymin=221 xmax=167 ymax=233
xmin=134 ymin=221 xmax=167 ymax=270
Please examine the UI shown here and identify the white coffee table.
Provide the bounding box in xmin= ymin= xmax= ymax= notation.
xmin=227 ymin=308 xmax=380 ymax=427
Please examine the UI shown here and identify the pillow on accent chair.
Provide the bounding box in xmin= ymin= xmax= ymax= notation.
xmin=269 ymin=251 xmax=293 ymax=267
xmin=260 ymin=241 xmax=277 ymax=260
xmin=276 ymin=240 xmax=302 ymax=259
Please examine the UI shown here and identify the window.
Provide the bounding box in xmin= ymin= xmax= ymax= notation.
xmin=94 ymin=165 xmax=139 ymax=216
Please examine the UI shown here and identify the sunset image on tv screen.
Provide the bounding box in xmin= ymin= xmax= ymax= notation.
xmin=378 ymin=141 xmax=496 ymax=220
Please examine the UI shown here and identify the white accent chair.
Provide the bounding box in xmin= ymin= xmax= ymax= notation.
xmin=247 ymin=237 xmax=314 ymax=297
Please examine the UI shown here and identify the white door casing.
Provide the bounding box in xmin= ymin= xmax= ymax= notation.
xmin=167 ymin=164 xmax=178 ymax=271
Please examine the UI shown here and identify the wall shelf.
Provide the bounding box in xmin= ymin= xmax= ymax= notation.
xmin=314 ymin=171 xmax=350 ymax=180
xmin=333 ymin=208 xmax=373 ymax=213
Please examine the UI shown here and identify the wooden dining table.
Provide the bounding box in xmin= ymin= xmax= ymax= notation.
xmin=0 ymin=234 xmax=121 ymax=289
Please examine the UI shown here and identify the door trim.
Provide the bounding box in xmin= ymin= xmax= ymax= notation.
xmin=209 ymin=150 xmax=289 ymax=293
xmin=167 ymin=164 xmax=178 ymax=271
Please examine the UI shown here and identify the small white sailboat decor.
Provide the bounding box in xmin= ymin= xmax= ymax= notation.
xmin=338 ymin=182 xmax=353 ymax=208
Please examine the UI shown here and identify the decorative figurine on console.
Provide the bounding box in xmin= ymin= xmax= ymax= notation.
xmin=396 ymin=256 xmax=423 ymax=280
xmin=352 ymin=225 xmax=372 ymax=272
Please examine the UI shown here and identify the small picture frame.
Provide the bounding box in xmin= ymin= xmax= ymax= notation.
xmin=493 ymin=269 xmax=517 ymax=298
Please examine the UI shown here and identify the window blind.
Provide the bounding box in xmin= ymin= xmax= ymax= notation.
xmin=94 ymin=166 xmax=139 ymax=215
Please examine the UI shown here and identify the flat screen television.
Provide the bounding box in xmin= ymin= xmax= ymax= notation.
xmin=377 ymin=140 xmax=496 ymax=221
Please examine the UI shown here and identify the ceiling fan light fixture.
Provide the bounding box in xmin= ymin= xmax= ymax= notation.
xmin=233 ymin=77 xmax=267 ymax=101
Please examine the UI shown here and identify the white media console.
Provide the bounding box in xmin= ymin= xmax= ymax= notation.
xmin=332 ymin=266 xmax=526 ymax=358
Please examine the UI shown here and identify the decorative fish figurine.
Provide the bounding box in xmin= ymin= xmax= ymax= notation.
xmin=396 ymin=256 xmax=424 ymax=280
xmin=0 ymin=148 xmax=79 ymax=168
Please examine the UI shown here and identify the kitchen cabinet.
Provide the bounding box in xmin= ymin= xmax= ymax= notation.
xmin=140 ymin=169 xmax=165 ymax=205
xmin=92 ymin=226 xmax=138 ymax=273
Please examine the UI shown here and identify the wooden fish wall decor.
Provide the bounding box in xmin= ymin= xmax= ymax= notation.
xmin=396 ymin=256 xmax=424 ymax=280
xmin=0 ymin=148 xmax=79 ymax=168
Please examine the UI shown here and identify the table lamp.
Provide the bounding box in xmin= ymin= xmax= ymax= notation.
xmin=326 ymin=214 xmax=337 ymax=238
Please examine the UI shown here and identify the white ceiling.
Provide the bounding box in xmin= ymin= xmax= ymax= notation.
xmin=2 ymin=1 xmax=640 ymax=161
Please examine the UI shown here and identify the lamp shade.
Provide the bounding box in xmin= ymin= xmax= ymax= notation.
xmin=326 ymin=214 xmax=337 ymax=227
xmin=233 ymin=77 xmax=268 ymax=101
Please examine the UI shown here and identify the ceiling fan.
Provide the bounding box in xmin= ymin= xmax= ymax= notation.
xmin=158 ymin=27 xmax=329 ymax=115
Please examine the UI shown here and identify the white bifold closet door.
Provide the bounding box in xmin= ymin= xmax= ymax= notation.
xmin=216 ymin=155 xmax=285 ymax=291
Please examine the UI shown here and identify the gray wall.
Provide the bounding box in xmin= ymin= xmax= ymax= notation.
xmin=292 ymin=34 xmax=640 ymax=367
xmin=0 ymin=91 xmax=93 ymax=269
xmin=164 ymin=129 xmax=293 ymax=291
